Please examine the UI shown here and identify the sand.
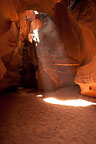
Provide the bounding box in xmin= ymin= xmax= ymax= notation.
xmin=0 ymin=86 xmax=96 ymax=144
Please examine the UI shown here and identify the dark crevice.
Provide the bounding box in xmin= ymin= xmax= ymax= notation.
xmin=19 ymin=39 xmax=39 ymax=90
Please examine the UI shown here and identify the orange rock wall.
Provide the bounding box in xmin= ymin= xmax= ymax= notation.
xmin=0 ymin=0 xmax=96 ymax=96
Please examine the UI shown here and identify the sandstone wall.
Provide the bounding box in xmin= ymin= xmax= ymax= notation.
xmin=0 ymin=0 xmax=96 ymax=96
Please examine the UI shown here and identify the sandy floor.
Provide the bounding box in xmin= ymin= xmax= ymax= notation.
xmin=0 ymin=86 xmax=96 ymax=144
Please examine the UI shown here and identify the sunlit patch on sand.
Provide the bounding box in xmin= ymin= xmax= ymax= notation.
xmin=43 ymin=98 xmax=96 ymax=107
xmin=37 ymin=94 xmax=43 ymax=98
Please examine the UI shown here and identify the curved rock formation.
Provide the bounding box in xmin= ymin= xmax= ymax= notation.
xmin=73 ymin=0 xmax=96 ymax=97
xmin=75 ymin=56 xmax=96 ymax=97
xmin=0 ymin=0 xmax=61 ymax=81
xmin=53 ymin=0 xmax=96 ymax=97
xmin=0 ymin=0 xmax=96 ymax=96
